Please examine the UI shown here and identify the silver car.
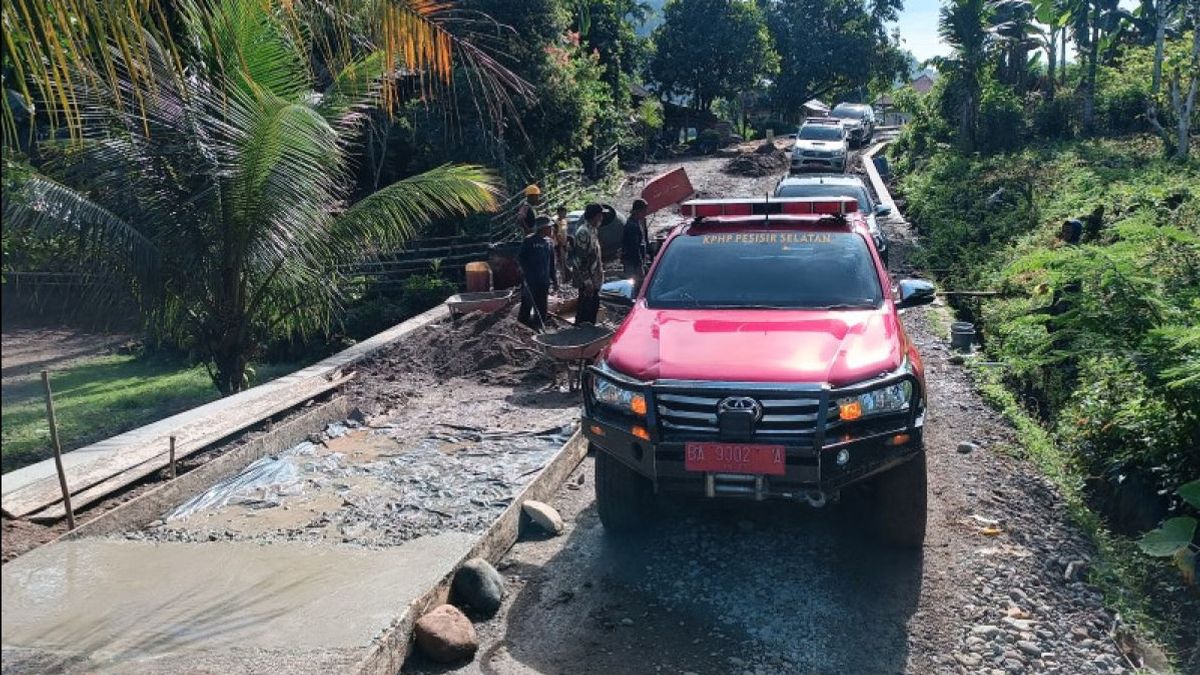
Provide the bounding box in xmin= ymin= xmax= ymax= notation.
xmin=790 ymin=118 xmax=848 ymax=173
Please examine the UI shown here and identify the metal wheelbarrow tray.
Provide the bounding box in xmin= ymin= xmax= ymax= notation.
xmin=533 ymin=325 xmax=615 ymax=390
xmin=445 ymin=289 xmax=515 ymax=318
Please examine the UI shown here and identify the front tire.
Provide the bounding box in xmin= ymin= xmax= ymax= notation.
xmin=594 ymin=448 xmax=653 ymax=533
xmin=874 ymin=450 xmax=928 ymax=549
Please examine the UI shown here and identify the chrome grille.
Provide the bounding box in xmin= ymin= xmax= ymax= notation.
xmin=655 ymin=390 xmax=829 ymax=440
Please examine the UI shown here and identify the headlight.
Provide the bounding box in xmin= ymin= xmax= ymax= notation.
xmin=836 ymin=380 xmax=912 ymax=421
xmin=591 ymin=375 xmax=647 ymax=416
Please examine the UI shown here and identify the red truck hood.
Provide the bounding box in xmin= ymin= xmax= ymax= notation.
xmin=605 ymin=306 xmax=903 ymax=387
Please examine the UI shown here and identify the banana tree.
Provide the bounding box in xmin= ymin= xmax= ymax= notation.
xmin=2 ymin=0 xmax=519 ymax=393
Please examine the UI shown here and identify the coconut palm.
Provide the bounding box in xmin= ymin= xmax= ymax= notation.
xmin=2 ymin=0 xmax=515 ymax=393
xmin=933 ymin=0 xmax=996 ymax=151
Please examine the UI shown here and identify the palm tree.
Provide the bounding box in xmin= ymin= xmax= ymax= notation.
xmin=934 ymin=0 xmax=995 ymax=152
xmin=2 ymin=0 xmax=519 ymax=393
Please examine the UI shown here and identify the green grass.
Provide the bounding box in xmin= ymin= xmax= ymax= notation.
xmin=1 ymin=355 xmax=296 ymax=474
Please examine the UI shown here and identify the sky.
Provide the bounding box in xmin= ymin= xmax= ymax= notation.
xmin=891 ymin=0 xmax=948 ymax=63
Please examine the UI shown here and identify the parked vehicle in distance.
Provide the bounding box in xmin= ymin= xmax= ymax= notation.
xmin=582 ymin=195 xmax=936 ymax=548
xmin=790 ymin=118 xmax=848 ymax=173
xmin=773 ymin=174 xmax=892 ymax=263
xmin=830 ymin=103 xmax=875 ymax=146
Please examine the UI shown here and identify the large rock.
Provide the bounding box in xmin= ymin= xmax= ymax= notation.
xmin=452 ymin=558 xmax=505 ymax=615
xmin=522 ymin=500 xmax=564 ymax=535
xmin=414 ymin=604 xmax=477 ymax=663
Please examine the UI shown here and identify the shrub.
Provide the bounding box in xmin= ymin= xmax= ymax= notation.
xmin=978 ymin=80 xmax=1024 ymax=154
xmin=1031 ymin=92 xmax=1075 ymax=140
xmin=400 ymin=273 xmax=457 ymax=315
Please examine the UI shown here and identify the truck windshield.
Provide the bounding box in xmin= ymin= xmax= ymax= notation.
xmin=797 ymin=125 xmax=843 ymax=141
xmin=645 ymin=231 xmax=882 ymax=310
xmin=831 ymin=105 xmax=866 ymax=119
xmin=773 ymin=184 xmax=871 ymax=211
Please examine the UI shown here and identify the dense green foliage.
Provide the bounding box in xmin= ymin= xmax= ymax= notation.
xmin=899 ymin=137 xmax=1199 ymax=505
xmin=650 ymin=0 xmax=778 ymax=110
xmin=762 ymin=0 xmax=908 ymax=118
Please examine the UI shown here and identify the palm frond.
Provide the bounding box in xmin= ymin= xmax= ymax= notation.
xmin=3 ymin=170 xmax=159 ymax=261
xmin=333 ymin=163 xmax=498 ymax=259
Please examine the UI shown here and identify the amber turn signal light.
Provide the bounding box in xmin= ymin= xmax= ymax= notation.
xmin=630 ymin=394 xmax=648 ymax=416
xmin=631 ymin=425 xmax=650 ymax=441
xmin=886 ymin=433 xmax=911 ymax=446
xmin=838 ymin=400 xmax=862 ymax=421
xmin=589 ymin=425 xmax=606 ymax=437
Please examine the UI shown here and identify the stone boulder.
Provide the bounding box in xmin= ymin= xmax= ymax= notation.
xmin=452 ymin=557 xmax=505 ymax=615
xmin=414 ymin=604 xmax=477 ymax=663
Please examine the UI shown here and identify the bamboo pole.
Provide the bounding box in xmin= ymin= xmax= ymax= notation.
xmin=168 ymin=436 xmax=176 ymax=479
xmin=40 ymin=370 xmax=76 ymax=530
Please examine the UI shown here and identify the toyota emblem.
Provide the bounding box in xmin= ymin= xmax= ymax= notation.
xmin=717 ymin=396 xmax=764 ymax=421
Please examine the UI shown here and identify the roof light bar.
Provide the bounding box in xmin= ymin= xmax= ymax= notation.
xmin=679 ymin=197 xmax=858 ymax=218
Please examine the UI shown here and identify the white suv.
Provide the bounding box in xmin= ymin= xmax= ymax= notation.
xmin=790 ymin=118 xmax=848 ymax=173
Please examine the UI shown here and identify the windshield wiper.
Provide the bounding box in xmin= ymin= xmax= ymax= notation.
xmin=810 ymin=302 xmax=879 ymax=310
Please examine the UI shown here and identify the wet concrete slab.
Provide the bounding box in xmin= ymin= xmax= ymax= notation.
xmin=1 ymin=534 xmax=475 ymax=673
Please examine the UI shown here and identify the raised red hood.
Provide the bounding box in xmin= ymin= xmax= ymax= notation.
xmin=604 ymin=305 xmax=903 ymax=387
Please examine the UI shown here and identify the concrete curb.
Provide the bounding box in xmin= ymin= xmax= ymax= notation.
xmin=50 ymin=396 xmax=350 ymax=544
xmin=861 ymin=140 xmax=895 ymax=207
xmin=352 ymin=431 xmax=590 ymax=675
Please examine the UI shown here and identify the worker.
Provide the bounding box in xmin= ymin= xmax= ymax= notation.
xmin=622 ymin=198 xmax=650 ymax=291
xmin=554 ymin=204 xmax=570 ymax=286
xmin=570 ymin=203 xmax=605 ymax=325
xmin=516 ymin=184 xmax=541 ymax=235
xmin=1059 ymin=219 xmax=1083 ymax=245
xmin=517 ymin=216 xmax=557 ymax=329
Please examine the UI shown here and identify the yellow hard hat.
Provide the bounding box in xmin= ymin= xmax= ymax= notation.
xmin=523 ymin=184 xmax=541 ymax=196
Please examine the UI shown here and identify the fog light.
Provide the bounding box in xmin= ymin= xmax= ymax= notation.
xmin=631 ymin=425 xmax=650 ymax=441
xmin=836 ymin=449 xmax=850 ymax=466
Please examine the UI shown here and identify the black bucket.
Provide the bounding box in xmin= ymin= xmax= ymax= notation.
xmin=950 ymin=321 xmax=976 ymax=352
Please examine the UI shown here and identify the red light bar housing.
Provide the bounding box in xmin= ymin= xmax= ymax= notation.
xmin=679 ymin=196 xmax=858 ymax=219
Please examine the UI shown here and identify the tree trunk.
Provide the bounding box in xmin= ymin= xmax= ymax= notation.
xmin=1060 ymin=29 xmax=1068 ymax=87
xmin=1174 ymin=24 xmax=1200 ymax=161
xmin=1080 ymin=12 xmax=1101 ymax=135
xmin=1047 ymin=31 xmax=1058 ymax=99
xmin=1146 ymin=0 xmax=1174 ymax=155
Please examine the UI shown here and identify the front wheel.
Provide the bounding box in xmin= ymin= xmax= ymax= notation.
xmin=594 ymin=448 xmax=653 ymax=533
xmin=873 ymin=450 xmax=928 ymax=549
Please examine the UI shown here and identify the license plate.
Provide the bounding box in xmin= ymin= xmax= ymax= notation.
xmin=684 ymin=443 xmax=786 ymax=476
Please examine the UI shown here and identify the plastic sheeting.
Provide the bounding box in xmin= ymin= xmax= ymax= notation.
xmin=169 ymin=442 xmax=329 ymax=519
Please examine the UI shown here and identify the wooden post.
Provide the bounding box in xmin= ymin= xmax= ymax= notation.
xmin=169 ymin=436 xmax=177 ymax=479
xmin=40 ymin=370 xmax=76 ymax=530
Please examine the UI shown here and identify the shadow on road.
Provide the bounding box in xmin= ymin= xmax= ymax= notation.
xmin=478 ymin=486 xmax=924 ymax=674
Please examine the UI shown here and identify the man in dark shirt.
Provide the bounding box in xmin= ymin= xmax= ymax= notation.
xmin=516 ymin=185 xmax=541 ymax=235
xmin=517 ymin=216 xmax=557 ymax=329
xmin=622 ymin=198 xmax=650 ymax=291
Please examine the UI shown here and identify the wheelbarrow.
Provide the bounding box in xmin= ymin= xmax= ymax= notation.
xmin=533 ymin=324 xmax=615 ymax=392
xmin=445 ymin=289 xmax=515 ymax=320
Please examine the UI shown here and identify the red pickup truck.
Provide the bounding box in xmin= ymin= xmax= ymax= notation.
xmin=581 ymin=196 xmax=935 ymax=547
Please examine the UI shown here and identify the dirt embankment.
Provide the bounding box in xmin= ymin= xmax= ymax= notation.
xmin=723 ymin=141 xmax=790 ymax=177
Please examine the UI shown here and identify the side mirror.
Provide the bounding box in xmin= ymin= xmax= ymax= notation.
xmin=875 ymin=203 xmax=893 ymax=217
xmin=896 ymin=279 xmax=936 ymax=309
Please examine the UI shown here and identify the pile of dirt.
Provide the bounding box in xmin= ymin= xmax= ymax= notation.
xmin=347 ymin=304 xmax=561 ymax=416
xmin=723 ymin=142 xmax=789 ymax=177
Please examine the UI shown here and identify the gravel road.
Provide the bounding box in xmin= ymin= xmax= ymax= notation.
xmin=404 ymin=147 xmax=1140 ymax=675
